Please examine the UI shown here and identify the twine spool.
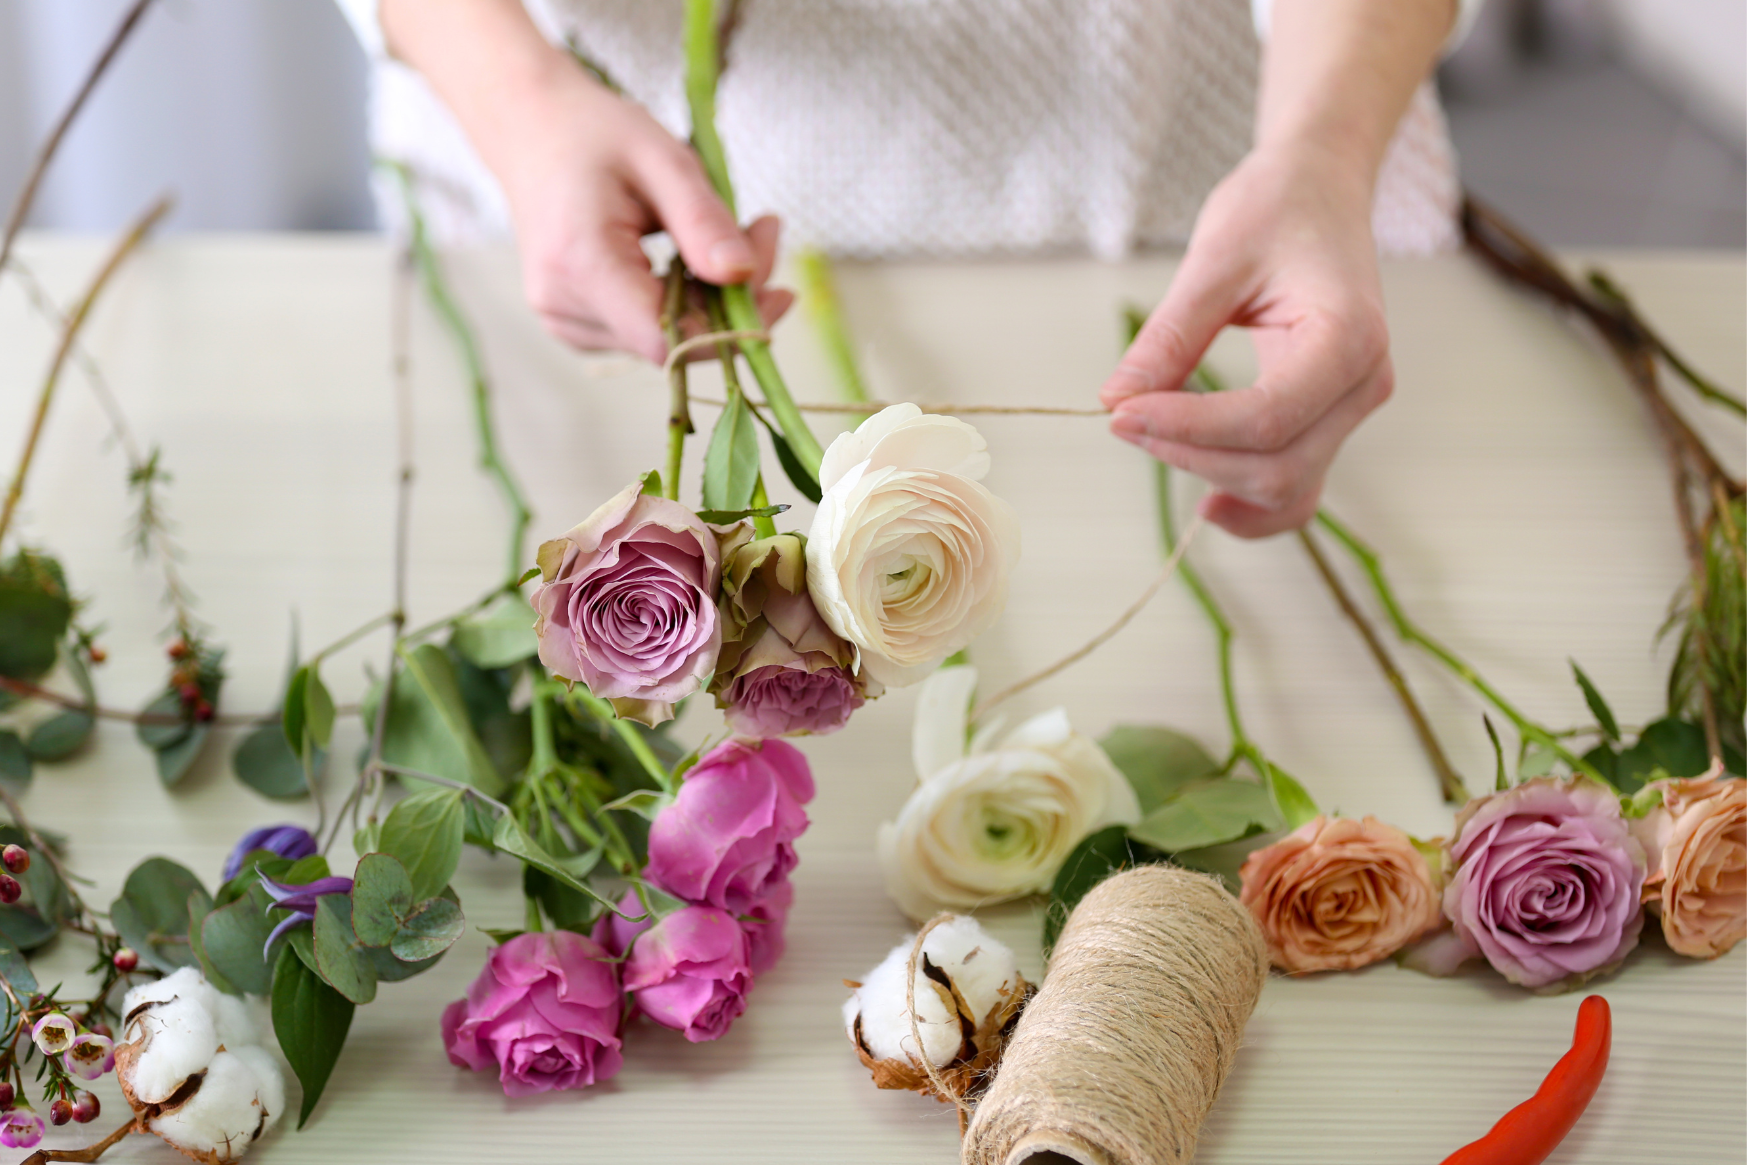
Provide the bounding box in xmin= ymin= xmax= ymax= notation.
xmin=963 ymin=865 xmax=1268 ymax=1165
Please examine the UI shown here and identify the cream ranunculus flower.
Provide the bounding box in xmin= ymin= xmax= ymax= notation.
xmin=877 ymin=666 xmax=1141 ymax=921
xmin=806 ymin=404 xmax=1020 ymax=688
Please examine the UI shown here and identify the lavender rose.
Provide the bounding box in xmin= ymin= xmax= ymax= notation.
xmin=710 ymin=530 xmax=875 ymax=737
xmin=644 ymin=738 xmax=814 ymax=913
xmin=1439 ymin=776 xmax=1646 ymax=990
xmin=619 ymin=905 xmax=753 ymax=1042
xmin=440 ymin=931 xmax=624 ymax=1096
xmin=533 ymin=479 xmax=724 ymax=726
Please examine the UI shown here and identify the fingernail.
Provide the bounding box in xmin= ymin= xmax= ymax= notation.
xmin=710 ymin=239 xmax=754 ymax=276
xmin=1104 ymin=365 xmax=1154 ymax=400
xmin=1110 ymin=412 xmax=1149 ymax=439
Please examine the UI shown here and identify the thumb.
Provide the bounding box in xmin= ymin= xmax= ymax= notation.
xmin=635 ymin=143 xmax=756 ymax=285
xmin=1101 ymin=255 xmax=1246 ymax=409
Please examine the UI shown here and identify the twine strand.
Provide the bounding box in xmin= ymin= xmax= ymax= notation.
xmin=903 ymin=913 xmax=972 ymax=1121
xmin=689 ymin=394 xmax=1108 ymax=417
xmin=660 ymin=328 xmax=773 ymax=376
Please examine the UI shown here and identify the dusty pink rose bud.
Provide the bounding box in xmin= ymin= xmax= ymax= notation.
xmin=620 ymin=905 xmax=753 ymax=1043
xmin=644 ymin=738 xmax=814 ymax=913
xmin=440 ymin=931 xmax=624 ymax=1096
xmin=1437 ymin=776 xmax=1646 ymax=991
xmin=1238 ymin=814 xmax=1444 ymax=973
xmin=532 ymin=480 xmax=723 ymax=727
xmin=1630 ymin=768 xmax=1745 ymax=959
xmin=710 ymin=531 xmax=875 ymax=737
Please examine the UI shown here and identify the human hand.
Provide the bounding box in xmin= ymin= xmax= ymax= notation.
xmin=1100 ymin=144 xmax=1393 ymax=538
xmin=494 ymin=68 xmax=792 ymax=363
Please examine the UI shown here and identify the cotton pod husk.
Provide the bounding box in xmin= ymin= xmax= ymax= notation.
xmin=962 ymin=865 xmax=1267 ymax=1165
xmin=843 ymin=915 xmax=1033 ymax=1107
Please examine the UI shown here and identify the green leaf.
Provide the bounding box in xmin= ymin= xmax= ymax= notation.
xmin=451 ymin=594 xmax=539 ymax=670
xmin=1262 ymin=762 xmax=1319 ymax=831
xmin=350 ymin=853 xmax=414 ymax=948
xmin=639 ymin=468 xmax=663 ymax=497
xmin=282 ymin=667 xmax=310 ymax=754
xmin=447 ymin=650 xmax=532 ymax=783
xmin=523 ymin=864 xmax=601 ymax=932
xmin=154 ymin=721 xmax=211 ymax=787
xmin=378 ymin=789 xmax=465 ymax=902
xmin=0 ymin=933 xmax=36 ymax=997
xmin=303 ymin=669 xmax=336 ymax=751
xmin=768 ymin=429 xmax=822 ymax=504
xmin=280 ymin=854 xmax=332 ymax=886
xmin=376 ymin=644 xmax=507 ymax=798
xmin=389 ymin=896 xmax=464 ymax=963
xmin=200 ymin=886 xmax=276 ymax=995
xmin=1097 ymin=725 xmax=1220 ymax=815
xmin=702 ymin=390 xmax=761 ymax=511
xmin=367 ymin=943 xmax=445 ymax=982
xmin=516 ymin=566 xmax=541 ymax=586
xmin=694 ymin=503 xmax=790 ymax=525
xmin=1519 ymin=743 xmax=1558 ymax=780
xmin=1044 ymin=825 xmax=1162 ymax=953
xmin=311 ymin=896 xmax=377 ymax=1004
xmin=1570 ymin=661 xmax=1620 ymax=742
xmin=0 ymin=730 xmax=30 ymax=787
xmin=25 ymin=710 xmax=93 ymax=762
xmin=271 ymin=944 xmax=354 ymax=1128
xmin=353 ymin=822 xmax=381 ymax=856
xmin=0 ymin=566 xmax=73 ymax=682
xmin=1582 ymin=742 xmax=1619 ymax=789
xmin=1616 ymin=717 xmax=1711 ymax=793
xmin=135 ymin=690 xmax=191 ymax=751
xmin=1483 ymin=715 xmax=1508 ymax=792
xmin=1128 ymin=779 xmax=1281 ymax=853
xmin=111 ymin=857 xmax=208 ymax=973
xmin=231 ymin=720 xmax=311 ymax=799
xmin=599 ymin=788 xmax=671 ymax=822
xmin=215 ymin=853 xmax=293 ymax=909
xmin=491 ymin=816 xmax=615 ymax=909
xmin=187 ymin=889 xmax=236 ymax=996
xmin=0 ymin=907 xmax=55 ymax=952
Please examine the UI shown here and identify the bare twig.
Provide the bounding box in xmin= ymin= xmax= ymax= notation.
xmin=1 ymin=196 xmax=172 ymax=548
xmin=0 ymin=676 xmax=348 ymax=728
xmin=0 ymin=0 xmax=157 ymax=276
xmin=19 ymin=1116 xmax=141 ymax=1164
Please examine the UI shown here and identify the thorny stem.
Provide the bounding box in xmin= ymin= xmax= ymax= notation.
xmin=1 ymin=196 xmax=172 ymax=550
xmin=1297 ymin=528 xmax=1468 ymax=804
xmin=0 ymin=0 xmax=156 ymax=276
xmin=390 ymin=162 xmax=533 ymax=581
xmin=796 ymin=248 xmax=876 ymax=415
xmin=661 ymin=262 xmax=693 ymax=503
xmin=1314 ymin=508 xmax=1607 ymax=784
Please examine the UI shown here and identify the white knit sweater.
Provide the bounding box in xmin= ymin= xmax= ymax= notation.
xmin=342 ymin=0 xmax=1478 ymax=257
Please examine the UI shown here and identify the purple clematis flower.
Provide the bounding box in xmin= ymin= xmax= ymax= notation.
xmin=223 ymin=824 xmax=319 ymax=882
xmin=259 ymin=874 xmax=354 ymax=955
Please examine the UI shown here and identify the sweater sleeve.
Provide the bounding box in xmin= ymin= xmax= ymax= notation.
xmin=332 ymin=0 xmax=386 ymax=59
xmin=1250 ymin=0 xmax=1486 ymax=57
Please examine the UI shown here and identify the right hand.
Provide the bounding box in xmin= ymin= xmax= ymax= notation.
xmin=494 ymin=68 xmax=792 ymax=363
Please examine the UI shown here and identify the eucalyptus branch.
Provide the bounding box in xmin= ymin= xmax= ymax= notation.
xmin=661 ymin=262 xmax=693 ymax=503
xmin=0 ymin=0 xmax=156 ymax=276
xmin=1 ymin=196 xmax=172 ymax=549
xmin=389 ymin=162 xmax=533 ymax=581
xmin=1297 ymin=528 xmax=1467 ymax=803
xmin=0 ymin=783 xmax=84 ymax=921
xmin=0 ymin=676 xmax=339 ymax=729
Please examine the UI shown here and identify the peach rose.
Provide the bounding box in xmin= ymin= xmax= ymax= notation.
xmin=1238 ymin=814 xmax=1443 ymax=973
xmin=1629 ymin=769 xmax=1746 ymax=959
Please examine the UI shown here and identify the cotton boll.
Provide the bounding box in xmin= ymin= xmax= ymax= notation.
xmin=123 ymin=967 xmax=219 ymax=1022
xmin=211 ymin=993 xmax=259 ymax=1051
xmin=227 ymin=1046 xmax=284 ymax=1137
xmin=149 ymin=1051 xmax=274 ymax=1162
xmin=121 ymin=995 xmax=219 ymax=1106
xmin=846 ymin=938 xmax=962 ymax=1067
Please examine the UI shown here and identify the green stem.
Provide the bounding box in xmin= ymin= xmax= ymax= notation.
xmin=680 ymin=0 xmax=824 ymax=476
xmin=1154 ymin=462 xmax=1245 ymax=762
xmin=310 ymin=611 xmax=395 ymax=666
xmin=562 ymin=686 xmax=676 ymax=795
xmin=661 ymin=263 xmax=691 ymax=503
xmin=390 ymin=162 xmax=534 ymax=580
xmin=796 ymin=248 xmax=875 ymax=412
xmin=1586 ymin=271 xmax=1746 ymax=417
xmin=555 ymin=766 xmax=635 ymax=874
xmin=528 ymin=666 xmax=558 ymax=774
xmin=1314 ymin=508 xmax=1607 ymax=783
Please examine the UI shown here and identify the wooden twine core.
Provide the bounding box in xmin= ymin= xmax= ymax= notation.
xmin=962 ymin=866 xmax=1268 ymax=1165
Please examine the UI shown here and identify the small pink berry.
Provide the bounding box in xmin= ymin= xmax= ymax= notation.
xmin=0 ymin=876 xmax=20 ymax=905
xmin=47 ymin=1099 xmax=70 ymax=1127
xmin=112 ymin=948 xmax=139 ymax=973
xmin=167 ymin=639 xmax=188 ymax=660
xmin=0 ymin=1081 xmax=15 ymax=1108
xmin=194 ymin=700 xmax=215 ymax=723
xmin=70 ymin=1092 xmax=98 ymax=1124
xmin=1 ymin=845 xmax=28 ymax=874
xmin=87 ymin=646 xmax=107 ymax=665
xmin=178 ymin=682 xmax=201 ymax=705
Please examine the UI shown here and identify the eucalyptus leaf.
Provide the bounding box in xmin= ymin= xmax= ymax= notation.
xmin=271 ymin=944 xmax=354 ymax=1128
xmin=26 ymin=710 xmax=93 ymax=763
xmin=389 ymin=896 xmax=464 ymax=963
xmin=154 ymin=721 xmax=211 ymax=787
xmin=1097 ymin=726 xmax=1220 ymax=815
xmin=702 ymin=391 xmax=761 ymax=511
xmin=1127 ymin=779 xmax=1280 ymax=854
xmin=111 ymin=857 xmax=208 ymax=973
xmin=0 ymin=731 xmax=29 ymax=787
xmin=303 ymin=669 xmax=336 ymax=751
xmin=375 ymin=644 xmax=507 ymax=797
xmin=0 ymin=906 xmax=55 ymax=952
xmin=378 ymin=789 xmax=465 ymax=902
xmin=367 ymin=943 xmax=444 ymax=982
xmin=451 ymin=594 xmax=539 ymax=670
xmin=1570 ymin=661 xmax=1620 ymax=742
xmin=0 ymin=564 xmax=72 ymax=682
xmin=200 ymin=887 xmax=275 ymax=995
xmin=350 ymin=853 xmax=414 ymax=948
xmin=312 ymin=896 xmax=377 ymax=1004
xmin=0 ymin=933 xmax=36 ymax=997
xmin=231 ymin=720 xmax=312 ymax=800
xmin=1043 ymin=825 xmax=1163 ymax=953
xmin=135 ymin=690 xmax=190 ymax=751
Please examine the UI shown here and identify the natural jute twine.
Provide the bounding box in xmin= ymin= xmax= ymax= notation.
xmin=962 ymin=865 xmax=1268 ymax=1165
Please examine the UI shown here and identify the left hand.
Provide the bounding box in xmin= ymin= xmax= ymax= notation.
xmin=1100 ymin=142 xmax=1394 ymax=538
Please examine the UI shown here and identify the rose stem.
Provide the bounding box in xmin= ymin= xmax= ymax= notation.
xmin=563 ymin=687 xmax=676 ymax=796
xmin=661 ymin=262 xmax=693 ymax=503
xmin=1312 ymin=508 xmax=1607 ymax=783
xmin=681 ymin=0 xmax=824 ymax=476
xmin=1298 ymin=528 xmax=1468 ymax=803
xmin=796 ymin=248 xmax=877 ymax=418
xmin=389 ymin=161 xmax=533 ymax=582
xmin=1586 ymin=271 xmax=1745 ymax=417
xmin=0 ymin=196 xmax=171 ymax=550
xmin=0 ymin=0 xmax=155 ymax=276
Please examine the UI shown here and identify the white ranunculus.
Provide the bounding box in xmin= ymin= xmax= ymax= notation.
xmin=806 ymin=405 xmax=1020 ymax=688
xmin=878 ymin=666 xmax=1142 ymax=921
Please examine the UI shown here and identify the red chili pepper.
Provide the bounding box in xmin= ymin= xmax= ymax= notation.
xmin=1440 ymin=995 xmax=1612 ymax=1165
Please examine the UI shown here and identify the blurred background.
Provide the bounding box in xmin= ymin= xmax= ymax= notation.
xmin=0 ymin=0 xmax=1742 ymax=246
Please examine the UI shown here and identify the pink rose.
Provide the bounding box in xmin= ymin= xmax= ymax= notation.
xmin=744 ymin=879 xmax=794 ymax=976
xmin=644 ymin=738 xmax=815 ymax=913
xmin=621 ymin=906 xmax=752 ymax=1042
xmin=1238 ymin=815 xmax=1444 ymax=973
xmin=1440 ymin=777 xmax=1646 ymax=990
xmin=440 ymin=931 xmax=624 ymax=1096
xmin=533 ymin=480 xmax=723 ymax=726
xmin=1630 ymin=769 xmax=1745 ymax=958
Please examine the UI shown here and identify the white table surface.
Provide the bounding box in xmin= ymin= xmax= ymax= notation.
xmin=0 ymin=235 xmax=1742 ymax=1164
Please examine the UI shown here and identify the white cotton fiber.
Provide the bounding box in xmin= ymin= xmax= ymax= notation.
xmin=149 ymin=1050 xmax=273 ymax=1161
xmin=212 ymin=992 xmax=259 ymax=1050
xmin=123 ymin=994 xmax=220 ymax=1105
xmin=123 ymin=966 xmax=219 ymax=1020
xmin=228 ymin=1045 xmax=285 ymax=1136
xmin=845 ymin=916 xmax=1021 ymax=1068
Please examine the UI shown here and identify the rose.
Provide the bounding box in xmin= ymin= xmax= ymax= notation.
xmin=878 ymin=666 xmax=1141 ymax=921
xmin=533 ymin=479 xmax=724 ymax=726
xmin=806 ymin=405 xmax=1020 ymax=687
xmin=1439 ymin=776 xmax=1646 ymax=990
xmin=221 ymin=824 xmax=317 ymax=882
xmin=1238 ymin=815 xmax=1443 ymax=972
xmin=743 ymin=879 xmax=793 ymax=976
xmin=440 ymin=931 xmax=624 ymax=1096
xmin=644 ymin=737 xmax=814 ymax=913
xmin=710 ymin=530 xmax=875 ymax=736
xmin=1629 ymin=768 xmax=1745 ymax=958
xmin=619 ymin=905 xmax=753 ymax=1042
